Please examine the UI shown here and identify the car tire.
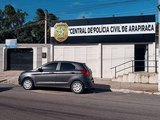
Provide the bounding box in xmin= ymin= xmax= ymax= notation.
xmin=22 ymin=78 xmax=34 ymax=90
xmin=71 ymin=81 xmax=84 ymax=94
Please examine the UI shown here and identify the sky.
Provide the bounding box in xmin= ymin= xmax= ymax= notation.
xmin=0 ymin=0 xmax=158 ymax=22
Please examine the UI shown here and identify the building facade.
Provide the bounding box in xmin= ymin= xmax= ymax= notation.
xmin=0 ymin=15 xmax=157 ymax=79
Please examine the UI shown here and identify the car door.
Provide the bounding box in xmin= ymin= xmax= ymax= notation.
xmin=54 ymin=62 xmax=77 ymax=87
xmin=34 ymin=62 xmax=58 ymax=86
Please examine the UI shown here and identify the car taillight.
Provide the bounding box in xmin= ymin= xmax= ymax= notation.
xmin=80 ymin=70 xmax=90 ymax=77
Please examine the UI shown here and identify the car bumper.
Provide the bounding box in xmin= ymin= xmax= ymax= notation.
xmin=84 ymin=78 xmax=94 ymax=89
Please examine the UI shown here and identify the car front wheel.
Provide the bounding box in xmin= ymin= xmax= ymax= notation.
xmin=22 ymin=78 xmax=34 ymax=90
xmin=71 ymin=81 xmax=84 ymax=94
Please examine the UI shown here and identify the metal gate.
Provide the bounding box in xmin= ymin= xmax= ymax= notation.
xmin=7 ymin=48 xmax=33 ymax=70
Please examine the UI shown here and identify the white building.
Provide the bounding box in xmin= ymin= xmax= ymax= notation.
xmin=0 ymin=15 xmax=157 ymax=79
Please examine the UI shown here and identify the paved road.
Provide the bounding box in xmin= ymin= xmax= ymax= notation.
xmin=0 ymin=84 xmax=160 ymax=120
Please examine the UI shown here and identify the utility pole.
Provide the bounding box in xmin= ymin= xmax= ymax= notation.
xmin=158 ymin=0 xmax=160 ymax=91
xmin=44 ymin=10 xmax=48 ymax=44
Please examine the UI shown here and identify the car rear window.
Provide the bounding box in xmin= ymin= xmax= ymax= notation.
xmin=76 ymin=63 xmax=89 ymax=71
xmin=82 ymin=63 xmax=90 ymax=70
xmin=60 ymin=63 xmax=76 ymax=71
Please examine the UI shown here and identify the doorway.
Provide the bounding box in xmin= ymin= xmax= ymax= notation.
xmin=134 ymin=44 xmax=147 ymax=72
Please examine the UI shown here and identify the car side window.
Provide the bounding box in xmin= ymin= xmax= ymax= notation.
xmin=42 ymin=63 xmax=57 ymax=71
xmin=60 ymin=63 xmax=75 ymax=71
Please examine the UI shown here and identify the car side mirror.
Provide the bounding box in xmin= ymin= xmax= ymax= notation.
xmin=38 ymin=68 xmax=43 ymax=72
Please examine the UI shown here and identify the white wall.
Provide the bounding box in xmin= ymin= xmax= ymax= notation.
xmin=0 ymin=45 xmax=3 ymax=71
xmin=54 ymin=44 xmax=134 ymax=78
xmin=102 ymin=44 xmax=134 ymax=78
xmin=42 ymin=47 xmax=47 ymax=65
xmin=0 ymin=43 xmax=156 ymax=78
xmin=54 ymin=45 xmax=100 ymax=77
xmin=148 ymin=43 xmax=158 ymax=72
xmin=0 ymin=44 xmax=51 ymax=71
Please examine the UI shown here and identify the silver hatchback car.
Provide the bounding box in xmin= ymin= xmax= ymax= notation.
xmin=18 ymin=61 xmax=94 ymax=94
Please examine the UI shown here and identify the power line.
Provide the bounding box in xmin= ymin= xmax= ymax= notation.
xmin=56 ymin=8 xmax=156 ymax=16
xmin=93 ymin=8 xmax=156 ymax=16
xmin=54 ymin=0 xmax=152 ymax=15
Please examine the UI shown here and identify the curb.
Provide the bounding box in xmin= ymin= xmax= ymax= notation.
xmin=111 ymin=88 xmax=160 ymax=95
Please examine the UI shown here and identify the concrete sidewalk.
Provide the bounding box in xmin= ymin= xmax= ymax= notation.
xmin=94 ymin=78 xmax=159 ymax=94
xmin=0 ymin=71 xmax=22 ymax=84
xmin=0 ymin=71 xmax=159 ymax=94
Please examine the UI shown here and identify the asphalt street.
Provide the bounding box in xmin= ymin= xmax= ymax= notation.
xmin=0 ymin=84 xmax=160 ymax=120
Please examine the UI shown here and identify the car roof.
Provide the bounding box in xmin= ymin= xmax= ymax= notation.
xmin=49 ymin=60 xmax=84 ymax=64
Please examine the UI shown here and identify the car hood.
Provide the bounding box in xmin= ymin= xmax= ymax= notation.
xmin=20 ymin=69 xmax=37 ymax=74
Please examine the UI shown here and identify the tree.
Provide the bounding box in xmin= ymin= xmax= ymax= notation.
xmin=35 ymin=8 xmax=45 ymax=22
xmin=0 ymin=10 xmax=4 ymax=29
xmin=0 ymin=5 xmax=58 ymax=43
xmin=34 ymin=9 xmax=58 ymax=22
xmin=29 ymin=8 xmax=58 ymax=43
xmin=3 ymin=5 xmax=27 ymax=30
xmin=0 ymin=5 xmax=27 ymax=43
xmin=48 ymin=13 xmax=58 ymax=23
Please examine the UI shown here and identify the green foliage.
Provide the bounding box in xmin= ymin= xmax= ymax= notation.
xmin=0 ymin=5 xmax=58 ymax=43
xmin=35 ymin=8 xmax=45 ymax=21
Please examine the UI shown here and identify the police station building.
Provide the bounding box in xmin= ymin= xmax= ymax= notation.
xmin=50 ymin=15 xmax=156 ymax=78
xmin=0 ymin=15 xmax=157 ymax=79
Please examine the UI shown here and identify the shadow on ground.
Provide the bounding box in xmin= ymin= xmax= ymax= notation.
xmin=34 ymin=84 xmax=111 ymax=94
xmin=84 ymin=84 xmax=112 ymax=94
xmin=0 ymin=87 xmax=13 ymax=92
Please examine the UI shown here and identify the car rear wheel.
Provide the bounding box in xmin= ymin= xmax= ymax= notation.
xmin=71 ymin=81 xmax=84 ymax=94
xmin=22 ymin=78 xmax=34 ymax=90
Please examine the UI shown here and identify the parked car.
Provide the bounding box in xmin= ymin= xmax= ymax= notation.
xmin=18 ymin=61 xmax=94 ymax=94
